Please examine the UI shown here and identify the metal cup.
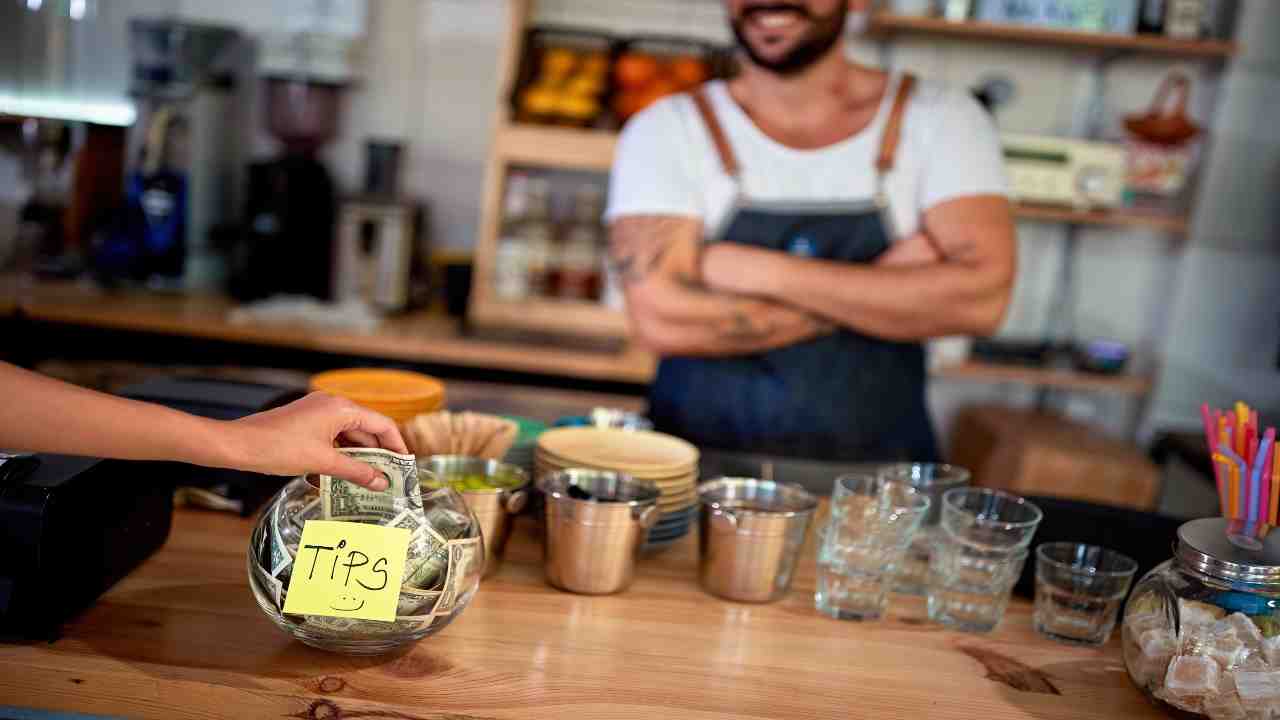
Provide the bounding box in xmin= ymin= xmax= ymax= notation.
xmin=697 ymin=477 xmax=819 ymax=603
xmin=538 ymin=469 xmax=660 ymax=595
xmin=418 ymin=456 xmax=529 ymax=578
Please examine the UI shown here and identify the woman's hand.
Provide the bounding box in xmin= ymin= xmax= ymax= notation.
xmin=223 ymin=392 xmax=408 ymax=490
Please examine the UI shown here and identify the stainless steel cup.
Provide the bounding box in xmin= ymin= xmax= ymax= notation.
xmin=419 ymin=456 xmax=529 ymax=578
xmin=538 ymin=469 xmax=660 ymax=595
xmin=698 ymin=478 xmax=819 ymax=603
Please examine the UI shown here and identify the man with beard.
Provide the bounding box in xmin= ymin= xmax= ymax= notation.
xmin=606 ymin=0 xmax=1014 ymax=462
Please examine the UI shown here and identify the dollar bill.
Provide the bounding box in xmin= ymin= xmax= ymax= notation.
xmin=320 ymin=448 xmax=422 ymax=520
xmin=291 ymin=498 xmax=321 ymax=531
xmin=397 ymin=588 xmax=442 ymax=617
xmin=250 ymin=557 xmax=283 ymax=609
xmin=269 ymin=511 xmax=294 ymax=579
xmin=437 ymin=537 xmax=483 ymax=615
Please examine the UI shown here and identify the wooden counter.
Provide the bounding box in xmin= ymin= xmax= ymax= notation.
xmin=0 ymin=508 xmax=1161 ymax=720
xmin=7 ymin=278 xmax=656 ymax=385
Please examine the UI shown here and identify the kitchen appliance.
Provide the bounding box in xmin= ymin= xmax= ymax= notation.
xmin=1001 ymin=133 xmax=1128 ymax=208
xmin=333 ymin=199 xmax=421 ymax=311
xmin=0 ymin=452 xmax=173 ymax=641
xmin=94 ymin=20 xmax=244 ymax=289
xmin=231 ymin=33 xmax=356 ymax=301
xmin=976 ymin=0 xmax=1139 ymax=33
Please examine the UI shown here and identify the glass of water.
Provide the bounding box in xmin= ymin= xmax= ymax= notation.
xmin=816 ymin=474 xmax=931 ymax=621
xmin=877 ymin=463 xmax=970 ymax=595
xmin=928 ymin=488 xmax=1043 ymax=632
xmin=1033 ymin=543 xmax=1138 ymax=646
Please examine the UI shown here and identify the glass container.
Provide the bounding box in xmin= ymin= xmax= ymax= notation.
xmin=1122 ymin=518 xmax=1280 ymax=718
xmin=247 ymin=475 xmax=484 ymax=655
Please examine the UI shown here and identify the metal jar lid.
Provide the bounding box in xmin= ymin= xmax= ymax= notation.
xmin=1176 ymin=517 xmax=1280 ymax=585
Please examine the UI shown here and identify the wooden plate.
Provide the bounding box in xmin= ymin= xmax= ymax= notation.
xmin=537 ymin=428 xmax=699 ymax=476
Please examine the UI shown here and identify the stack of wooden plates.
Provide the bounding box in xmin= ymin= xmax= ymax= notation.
xmin=535 ymin=427 xmax=699 ymax=549
xmin=310 ymin=368 xmax=446 ymax=424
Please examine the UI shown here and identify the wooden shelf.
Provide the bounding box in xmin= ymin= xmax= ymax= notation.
xmin=868 ymin=14 xmax=1238 ymax=57
xmin=495 ymin=122 xmax=618 ymax=172
xmin=497 ymin=124 xmax=1191 ymax=234
xmin=1013 ymin=203 xmax=1190 ymax=234
xmin=933 ymin=360 xmax=1153 ymax=396
xmin=469 ymin=296 xmax=630 ymax=341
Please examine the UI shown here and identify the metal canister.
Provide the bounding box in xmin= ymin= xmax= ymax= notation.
xmin=698 ymin=477 xmax=818 ymax=603
xmin=538 ymin=469 xmax=659 ymax=595
xmin=418 ymin=456 xmax=529 ymax=578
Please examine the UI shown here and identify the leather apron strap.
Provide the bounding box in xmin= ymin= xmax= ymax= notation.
xmin=690 ymin=73 xmax=918 ymax=181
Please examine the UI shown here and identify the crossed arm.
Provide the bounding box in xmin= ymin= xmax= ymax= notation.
xmin=610 ymin=215 xmax=834 ymax=356
xmin=611 ymin=195 xmax=1016 ymax=356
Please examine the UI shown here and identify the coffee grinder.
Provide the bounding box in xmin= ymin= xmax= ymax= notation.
xmin=231 ymin=33 xmax=354 ymax=301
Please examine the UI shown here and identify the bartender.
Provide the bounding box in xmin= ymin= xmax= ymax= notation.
xmin=607 ymin=0 xmax=1015 ymax=462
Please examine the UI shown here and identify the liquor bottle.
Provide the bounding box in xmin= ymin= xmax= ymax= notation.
xmin=1137 ymin=0 xmax=1166 ymax=34
xmin=557 ymin=184 xmax=605 ymax=301
xmin=494 ymin=173 xmax=532 ymax=300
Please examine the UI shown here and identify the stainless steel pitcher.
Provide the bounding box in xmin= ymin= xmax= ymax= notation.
xmin=419 ymin=456 xmax=529 ymax=578
xmin=698 ymin=477 xmax=818 ymax=603
xmin=538 ymin=469 xmax=659 ymax=595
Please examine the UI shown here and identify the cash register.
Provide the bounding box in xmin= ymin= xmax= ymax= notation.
xmin=0 ymin=377 xmax=300 ymax=640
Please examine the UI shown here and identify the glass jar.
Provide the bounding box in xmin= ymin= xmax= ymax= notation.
xmin=1122 ymin=518 xmax=1280 ymax=718
xmin=247 ymin=475 xmax=484 ymax=655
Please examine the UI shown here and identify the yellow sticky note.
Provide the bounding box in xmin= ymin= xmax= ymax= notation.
xmin=282 ymin=520 xmax=410 ymax=622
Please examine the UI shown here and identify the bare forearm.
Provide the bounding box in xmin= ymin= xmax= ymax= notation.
xmin=628 ymin=275 xmax=831 ymax=355
xmin=0 ymin=363 xmax=244 ymax=468
xmin=764 ymin=257 xmax=1009 ymax=340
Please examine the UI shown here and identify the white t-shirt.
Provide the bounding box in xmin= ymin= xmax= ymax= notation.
xmin=605 ymin=74 xmax=1008 ymax=240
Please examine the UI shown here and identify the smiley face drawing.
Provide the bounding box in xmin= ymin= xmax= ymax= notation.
xmin=329 ymin=593 xmax=366 ymax=612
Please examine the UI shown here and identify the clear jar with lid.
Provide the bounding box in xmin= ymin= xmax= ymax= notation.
xmin=1122 ymin=518 xmax=1280 ymax=718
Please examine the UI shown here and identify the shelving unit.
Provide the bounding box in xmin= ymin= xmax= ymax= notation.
xmin=933 ymin=362 xmax=1153 ymax=396
xmin=471 ymin=2 xmax=1236 ymax=396
xmin=867 ymin=13 xmax=1238 ymax=57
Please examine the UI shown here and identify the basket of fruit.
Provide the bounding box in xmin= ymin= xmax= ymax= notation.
xmin=511 ymin=26 xmax=617 ymax=129
xmin=611 ymin=35 xmax=732 ymax=126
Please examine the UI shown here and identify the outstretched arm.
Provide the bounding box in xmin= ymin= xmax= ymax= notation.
xmin=611 ymin=214 xmax=833 ymax=357
xmin=701 ymin=195 xmax=1016 ymax=341
xmin=0 ymin=362 xmax=406 ymax=489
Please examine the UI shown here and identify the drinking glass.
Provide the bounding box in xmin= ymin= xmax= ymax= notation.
xmin=816 ymin=474 xmax=931 ymax=621
xmin=928 ymin=488 xmax=1043 ymax=632
xmin=877 ymin=463 xmax=970 ymax=595
xmin=1033 ymin=543 xmax=1138 ymax=646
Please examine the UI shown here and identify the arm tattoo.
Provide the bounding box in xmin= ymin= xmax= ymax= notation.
xmin=609 ymin=216 xmax=690 ymax=287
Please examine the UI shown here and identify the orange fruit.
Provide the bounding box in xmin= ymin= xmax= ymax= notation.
xmin=668 ymin=56 xmax=709 ymax=90
xmin=614 ymin=53 xmax=661 ymax=91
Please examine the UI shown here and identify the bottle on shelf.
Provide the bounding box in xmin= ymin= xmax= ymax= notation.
xmin=557 ymin=183 xmax=605 ymax=301
xmin=1137 ymin=0 xmax=1167 ymax=34
xmin=522 ymin=176 xmax=556 ymax=298
xmin=494 ymin=173 xmax=533 ymax=300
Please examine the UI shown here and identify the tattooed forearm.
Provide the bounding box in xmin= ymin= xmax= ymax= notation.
xmin=609 ymin=215 xmax=690 ymax=286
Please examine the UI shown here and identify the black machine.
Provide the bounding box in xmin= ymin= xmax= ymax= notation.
xmin=0 ymin=377 xmax=300 ymax=640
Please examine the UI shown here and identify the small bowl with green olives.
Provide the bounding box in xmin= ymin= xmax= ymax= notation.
xmin=417 ymin=456 xmax=529 ymax=577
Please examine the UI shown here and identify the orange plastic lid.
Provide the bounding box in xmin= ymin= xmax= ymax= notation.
xmin=310 ymin=368 xmax=446 ymax=407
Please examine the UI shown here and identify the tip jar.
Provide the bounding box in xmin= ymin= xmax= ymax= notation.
xmin=247 ymin=473 xmax=484 ymax=655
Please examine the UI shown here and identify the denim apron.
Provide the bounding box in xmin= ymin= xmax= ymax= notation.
xmin=649 ymin=74 xmax=939 ymax=463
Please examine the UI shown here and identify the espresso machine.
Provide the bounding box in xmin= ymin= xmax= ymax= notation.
xmin=93 ymin=19 xmax=244 ymax=290
xmin=230 ymin=33 xmax=354 ymax=301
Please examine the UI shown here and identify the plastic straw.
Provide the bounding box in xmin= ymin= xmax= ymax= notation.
xmin=1272 ymin=443 xmax=1280 ymax=525
xmin=1203 ymin=404 xmax=1226 ymax=503
xmin=1252 ymin=430 xmax=1275 ymax=527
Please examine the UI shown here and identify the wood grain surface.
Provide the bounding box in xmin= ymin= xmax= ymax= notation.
xmin=0 ymin=508 xmax=1164 ymax=720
